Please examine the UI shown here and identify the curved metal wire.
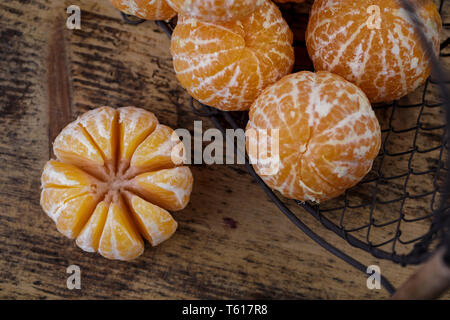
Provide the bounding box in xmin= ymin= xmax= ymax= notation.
xmin=119 ymin=0 xmax=450 ymax=295
xmin=189 ymin=97 xmax=219 ymax=117
xmin=284 ymin=0 xmax=450 ymax=267
xmin=218 ymin=108 xmax=397 ymax=294
xmin=120 ymin=12 xmax=146 ymax=25
xmin=149 ymin=19 xmax=396 ymax=294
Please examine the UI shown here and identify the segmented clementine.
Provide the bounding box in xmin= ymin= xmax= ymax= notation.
xmin=110 ymin=0 xmax=177 ymax=21
xmin=166 ymin=0 xmax=264 ymax=22
xmin=40 ymin=107 xmax=193 ymax=261
xmin=246 ymin=71 xmax=381 ymax=203
xmin=306 ymin=0 xmax=441 ymax=103
xmin=170 ymin=0 xmax=294 ymax=111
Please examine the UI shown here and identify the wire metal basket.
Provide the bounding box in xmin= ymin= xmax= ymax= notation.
xmin=121 ymin=0 xmax=450 ymax=295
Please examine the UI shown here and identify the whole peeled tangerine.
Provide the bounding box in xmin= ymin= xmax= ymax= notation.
xmin=246 ymin=71 xmax=381 ymax=203
xmin=110 ymin=0 xmax=177 ymax=21
xmin=306 ymin=0 xmax=442 ymax=103
xmin=166 ymin=0 xmax=264 ymax=22
xmin=40 ymin=107 xmax=193 ymax=261
xmin=170 ymin=0 xmax=294 ymax=111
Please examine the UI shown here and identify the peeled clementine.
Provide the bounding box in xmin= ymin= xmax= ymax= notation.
xmin=166 ymin=0 xmax=264 ymax=22
xmin=110 ymin=0 xmax=177 ymax=21
xmin=170 ymin=0 xmax=294 ymax=111
xmin=246 ymin=71 xmax=381 ymax=203
xmin=40 ymin=107 xmax=193 ymax=261
xmin=306 ymin=0 xmax=441 ymax=103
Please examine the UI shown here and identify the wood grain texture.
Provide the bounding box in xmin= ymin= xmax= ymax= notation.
xmin=0 ymin=0 xmax=449 ymax=299
xmin=47 ymin=15 xmax=73 ymax=156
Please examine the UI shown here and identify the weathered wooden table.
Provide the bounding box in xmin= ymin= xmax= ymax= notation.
xmin=1 ymin=0 xmax=449 ymax=299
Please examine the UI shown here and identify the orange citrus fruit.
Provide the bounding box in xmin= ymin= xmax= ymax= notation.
xmin=110 ymin=0 xmax=177 ymax=21
xmin=306 ymin=0 xmax=441 ymax=103
xmin=246 ymin=71 xmax=381 ymax=203
xmin=166 ymin=0 xmax=264 ymax=22
xmin=170 ymin=0 xmax=295 ymax=111
xmin=40 ymin=107 xmax=193 ymax=261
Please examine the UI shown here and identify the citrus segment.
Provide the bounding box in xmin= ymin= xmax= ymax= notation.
xmin=41 ymin=160 xmax=100 ymax=188
xmin=124 ymin=192 xmax=177 ymax=246
xmin=130 ymin=124 xmax=181 ymax=174
xmin=306 ymin=0 xmax=442 ymax=103
xmin=110 ymin=0 xmax=177 ymax=21
xmin=54 ymin=193 xmax=99 ymax=239
xmin=130 ymin=167 xmax=193 ymax=211
xmin=53 ymin=121 xmax=107 ymax=179
xmin=171 ymin=0 xmax=294 ymax=111
xmin=166 ymin=0 xmax=264 ymax=22
xmin=118 ymin=107 xmax=158 ymax=173
xmin=40 ymin=187 xmax=93 ymax=222
xmin=78 ymin=107 xmax=118 ymax=168
xmin=76 ymin=201 xmax=109 ymax=252
xmin=171 ymin=20 xmax=245 ymax=80
xmin=247 ymin=71 xmax=381 ymax=203
xmin=98 ymin=197 xmax=144 ymax=261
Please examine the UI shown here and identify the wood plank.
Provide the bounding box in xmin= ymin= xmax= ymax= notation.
xmin=0 ymin=0 xmax=449 ymax=299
